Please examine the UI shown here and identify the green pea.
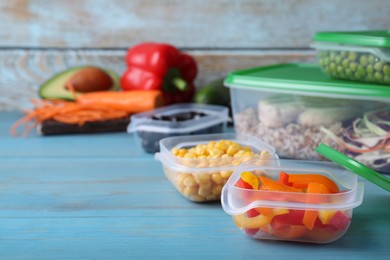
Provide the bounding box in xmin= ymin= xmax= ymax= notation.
xmin=357 ymin=65 xmax=365 ymax=77
xmin=383 ymin=64 xmax=390 ymax=76
xmin=349 ymin=62 xmax=358 ymax=71
xmin=329 ymin=62 xmax=337 ymax=72
xmin=335 ymin=55 xmax=342 ymax=64
xmin=342 ymin=58 xmax=349 ymax=67
xmin=374 ymin=62 xmax=384 ymax=71
xmin=329 ymin=52 xmax=336 ymax=61
xmin=345 ymin=68 xmax=352 ymax=77
xmin=367 ymin=64 xmax=374 ymax=74
xmin=323 ymin=57 xmax=330 ymax=65
xmin=354 ymin=72 xmax=363 ymax=80
xmin=337 ymin=65 xmax=343 ymax=74
xmin=374 ymin=72 xmax=383 ymax=81
xmin=368 ymin=55 xmax=377 ymax=64
xmin=359 ymin=55 xmax=368 ymax=67
xmin=340 ymin=51 xmax=348 ymax=58
xmin=348 ymin=51 xmax=357 ymax=61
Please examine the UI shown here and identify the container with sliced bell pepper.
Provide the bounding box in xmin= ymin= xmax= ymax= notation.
xmin=121 ymin=42 xmax=197 ymax=105
xmin=221 ymin=160 xmax=364 ymax=244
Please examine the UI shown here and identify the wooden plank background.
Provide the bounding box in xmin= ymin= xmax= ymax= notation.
xmin=0 ymin=0 xmax=389 ymax=111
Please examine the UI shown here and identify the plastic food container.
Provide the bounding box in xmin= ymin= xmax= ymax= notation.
xmin=225 ymin=63 xmax=390 ymax=173
xmin=221 ymin=159 xmax=364 ymax=244
xmin=312 ymin=30 xmax=390 ymax=85
xmin=155 ymin=133 xmax=279 ymax=202
xmin=128 ymin=103 xmax=229 ymax=153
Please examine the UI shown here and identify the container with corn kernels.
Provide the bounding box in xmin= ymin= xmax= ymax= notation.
xmin=155 ymin=133 xmax=279 ymax=202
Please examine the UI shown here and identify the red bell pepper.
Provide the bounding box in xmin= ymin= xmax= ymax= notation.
xmin=120 ymin=42 xmax=197 ymax=105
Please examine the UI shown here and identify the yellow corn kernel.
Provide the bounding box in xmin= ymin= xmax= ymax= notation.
xmin=224 ymin=140 xmax=232 ymax=146
xmin=195 ymin=144 xmax=207 ymax=156
xmin=183 ymin=152 xmax=196 ymax=159
xmin=226 ymin=143 xmax=240 ymax=156
xmin=207 ymin=141 xmax=216 ymax=150
xmin=194 ymin=173 xmax=211 ymax=184
xmin=183 ymin=175 xmax=196 ymax=187
xmin=242 ymin=146 xmax=252 ymax=152
xmin=178 ymin=148 xmax=187 ymax=157
xmin=211 ymin=173 xmax=223 ymax=184
xmin=215 ymin=141 xmax=228 ymax=152
xmin=171 ymin=148 xmax=179 ymax=156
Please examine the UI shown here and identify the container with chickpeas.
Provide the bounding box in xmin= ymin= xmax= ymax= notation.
xmin=155 ymin=133 xmax=278 ymax=202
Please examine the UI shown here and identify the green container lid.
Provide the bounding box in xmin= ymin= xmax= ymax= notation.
xmin=315 ymin=144 xmax=390 ymax=192
xmin=224 ymin=63 xmax=390 ymax=100
xmin=313 ymin=30 xmax=390 ymax=48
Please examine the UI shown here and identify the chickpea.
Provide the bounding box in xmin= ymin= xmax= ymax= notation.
xmin=211 ymin=173 xmax=223 ymax=184
xmin=194 ymin=173 xmax=211 ymax=184
xmin=183 ymin=185 xmax=198 ymax=197
xmin=183 ymin=175 xmax=196 ymax=187
xmin=211 ymin=184 xmax=223 ymax=196
xmin=198 ymin=186 xmax=211 ymax=197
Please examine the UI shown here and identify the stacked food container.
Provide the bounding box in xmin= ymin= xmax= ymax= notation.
xmin=225 ymin=30 xmax=390 ymax=173
xmin=218 ymin=30 xmax=390 ymax=243
xmin=151 ymin=30 xmax=390 ymax=244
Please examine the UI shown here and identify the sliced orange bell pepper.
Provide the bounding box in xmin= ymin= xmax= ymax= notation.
xmin=302 ymin=182 xmax=330 ymax=230
xmin=286 ymin=173 xmax=339 ymax=193
xmin=258 ymin=175 xmax=302 ymax=193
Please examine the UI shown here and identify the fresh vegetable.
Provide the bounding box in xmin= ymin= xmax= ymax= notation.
xmin=282 ymin=173 xmax=339 ymax=193
xmin=121 ymin=42 xmax=197 ymax=105
xmin=318 ymin=50 xmax=390 ymax=85
xmin=232 ymin=170 xmax=350 ymax=242
xmin=321 ymin=108 xmax=390 ymax=171
xmin=10 ymin=90 xmax=164 ymax=136
xmin=39 ymin=66 xmax=120 ymax=101
xmin=77 ymin=90 xmax=164 ymax=113
xmin=194 ymin=78 xmax=231 ymax=108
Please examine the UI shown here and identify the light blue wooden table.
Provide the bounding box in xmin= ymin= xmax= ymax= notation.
xmin=1 ymin=111 xmax=389 ymax=259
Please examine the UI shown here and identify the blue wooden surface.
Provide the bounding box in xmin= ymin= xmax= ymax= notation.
xmin=1 ymin=111 xmax=390 ymax=259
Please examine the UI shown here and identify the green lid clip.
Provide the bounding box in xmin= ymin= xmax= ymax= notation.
xmin=315 ymin=143 xmax=390 ymax=192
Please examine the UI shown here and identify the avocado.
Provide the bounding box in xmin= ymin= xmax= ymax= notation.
xmin=194 ymin=78 xmax=230 ymax=107
xmin=38 ymin=66 xmax=120 ymax=100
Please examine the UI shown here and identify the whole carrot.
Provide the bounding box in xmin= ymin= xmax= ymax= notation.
xmin=76 ymin=90 xmax=164 ymax=113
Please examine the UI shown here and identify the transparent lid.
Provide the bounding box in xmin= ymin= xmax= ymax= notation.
xmin=155 ymin=133 xmax=278 ymax=173
xmin=221 ymin=159 xmax=364 ymax=215
xmin=128 ymin=103 xmax=229 ymax=134
xmin=315 ymin=144 xmax=390 ymax=192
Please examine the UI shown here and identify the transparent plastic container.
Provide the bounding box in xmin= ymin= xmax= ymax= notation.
xmin=225 ymin=63 xmax=390 ymax=173
xmin=312 ymin=30 xmax=390 ymax=85
xmin=221 ymin=159 xmax=364 ymax=244
xmin=155 ymin=133 xmax=279 ymax=202
xmin=128 ymin=103 xmax=229 ymax=153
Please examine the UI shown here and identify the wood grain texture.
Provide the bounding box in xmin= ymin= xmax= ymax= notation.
xmin=0 ymin=49 xmax=316 ymax=111
xmin=0 ymin=0 xmax=389 ymax=48
xmin=1 ymin=112 xmax=390 ymax=259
